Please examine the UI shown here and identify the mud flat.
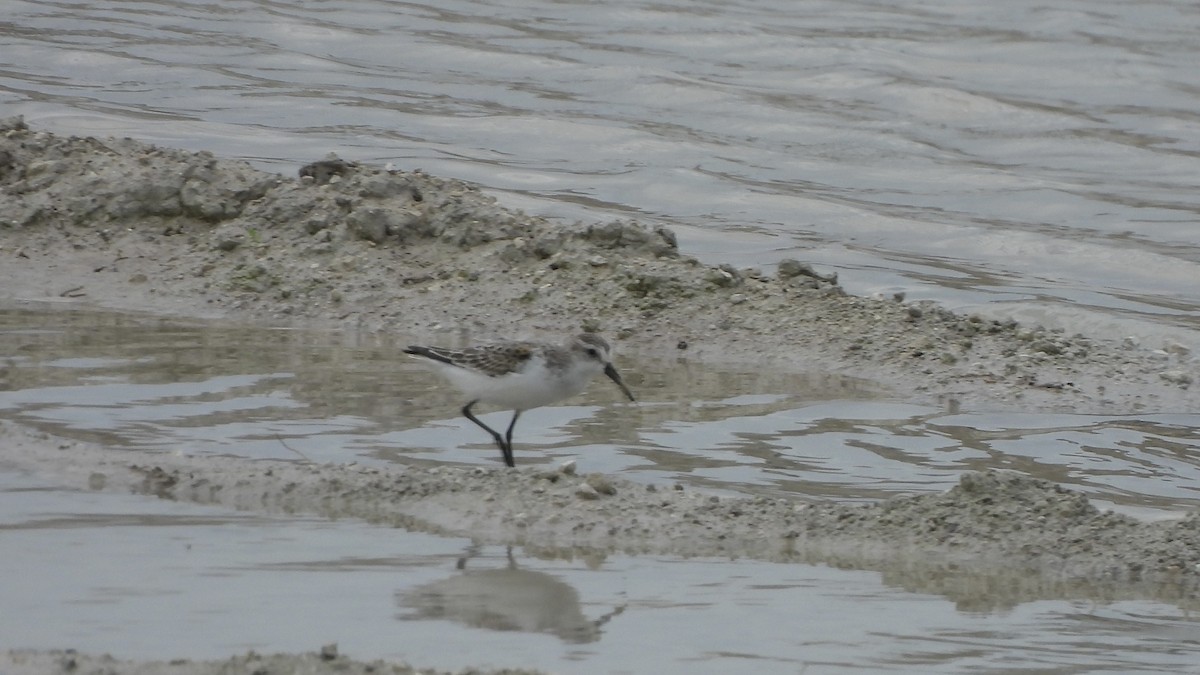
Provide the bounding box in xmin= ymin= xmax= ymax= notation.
xmin=0 ymin=117 xmax=1195 ymax=413
xmin=4 ymin=417 xmax=1200 ymax=673
xmin=4 ymin=420 xmax=1199 ymax=598
xmin=2 ymin=118 xmax=1199 ymax=673
xmin=0 ymin=644 xmax=543 ymax=675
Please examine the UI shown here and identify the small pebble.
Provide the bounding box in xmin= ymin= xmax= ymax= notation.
xmin=1160 ymin=370 xmax=1193 ymax=386
xmin=586 ymin=473 xmax=617 ymax=496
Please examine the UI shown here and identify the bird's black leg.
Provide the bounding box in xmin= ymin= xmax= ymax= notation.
xmin=462 ymin=400 xmax=513 ymax=467
xmin=503 ymin=411 xmax=521 ymax=468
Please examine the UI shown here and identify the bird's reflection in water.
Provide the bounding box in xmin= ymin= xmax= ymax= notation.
xmin=397 ymin=545 xmax=625 ymax=644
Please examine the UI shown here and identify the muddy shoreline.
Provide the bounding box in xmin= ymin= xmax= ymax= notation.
xmin=2 ymin=118 xmax=1199 ymax=673
xmin=0 ymin=645 xmax=504 ymax=675
xmin=5 ymin=420 xmax=1199 ymax=596
xmin=1 ymin=117 xmax=1195 ymax=414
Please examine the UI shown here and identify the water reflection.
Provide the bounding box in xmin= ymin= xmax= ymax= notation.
xmin=3 ymin=305 xmax=1199 ymax=516
xmin=397 ymin=545 xmax=624 ymax=644
xmin=6 ymin=470 xmax=1198 ymax=671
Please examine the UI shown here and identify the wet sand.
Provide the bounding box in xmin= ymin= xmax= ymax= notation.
xmin=1 ymin=118 xmax=1194 ymax=414
xmin=0 ymin=644 xmax=515 ymax=675
xmin=2 ymin=118 xmax=1198 ymax=673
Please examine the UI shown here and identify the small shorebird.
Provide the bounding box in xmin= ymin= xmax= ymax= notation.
xmin=404 ymin=333 xmax=636 ymax=467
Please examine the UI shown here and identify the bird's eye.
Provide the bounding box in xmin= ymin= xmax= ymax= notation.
xmin=586 ymin=348 xmax=599 ymax=358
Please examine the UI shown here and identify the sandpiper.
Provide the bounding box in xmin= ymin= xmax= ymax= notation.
xmin=404 ymin=333 xmax=635 ymax=467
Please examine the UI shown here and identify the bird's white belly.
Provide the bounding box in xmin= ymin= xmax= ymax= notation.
xmin=440 ymin=360 xmax=593 ymax=411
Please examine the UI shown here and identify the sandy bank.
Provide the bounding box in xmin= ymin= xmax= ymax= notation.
xmin=2 ymin=119 xmax=1199 ymax=673
xmin=5 ymin=422 xmax=1199 ymax=605
xmin=0 ymin=117 xmax=1194 ymax=414
xmin=0 ymin=644 xmax=544 ymax=675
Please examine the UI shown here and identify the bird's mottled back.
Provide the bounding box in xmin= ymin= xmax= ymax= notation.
xmin=404 ymin=343 xmax=534 ymax=377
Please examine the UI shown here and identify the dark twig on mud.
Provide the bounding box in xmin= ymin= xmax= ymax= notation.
xmin=275 ymin=434 xmax=314 ymax=463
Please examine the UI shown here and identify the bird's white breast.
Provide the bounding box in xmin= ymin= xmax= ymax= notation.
xmin=433 ymin=355 xmax=601 ymax=411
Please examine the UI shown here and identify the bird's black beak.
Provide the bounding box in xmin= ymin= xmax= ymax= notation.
xmin=604 ymin=363 xmax=636 ymax=402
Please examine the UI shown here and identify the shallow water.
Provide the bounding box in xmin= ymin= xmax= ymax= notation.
xmin=3 ymin=0 xmax=1200 ymax=349
xmin=3 ymin=306 xmax=1199 ymax=517
xmin=4 ymin=306 xmax=1200 ymax=669
xmin=6 ymin=2 xmax=1200 ymax=667
xmin=4 ymin=472 xmax=1200 ymax=674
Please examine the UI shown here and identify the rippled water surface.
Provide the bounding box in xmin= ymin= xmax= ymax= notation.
xmin=4 ymin=307 xmax=1200 ymax=514
xmin=2 ymin=306 xmax=1200 ymax=669
xmin=3 ymin=0 xmax=1200 ymax=346
xmin=5 ymin=471 xmax=1200 ymax=673
xmin=5 ymin=0 xmax=1200 ymax=669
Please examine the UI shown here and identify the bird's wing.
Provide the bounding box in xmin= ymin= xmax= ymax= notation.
xmin=404 ymin=342 xmax=534 ymax=377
